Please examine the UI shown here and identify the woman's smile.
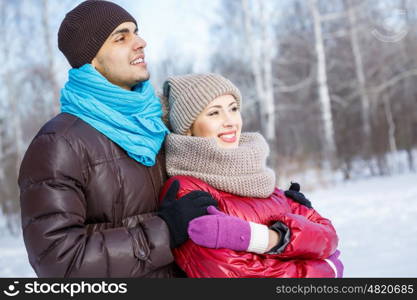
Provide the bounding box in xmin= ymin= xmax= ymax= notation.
xmin=218 ymin=130 xmax=237 ymax=143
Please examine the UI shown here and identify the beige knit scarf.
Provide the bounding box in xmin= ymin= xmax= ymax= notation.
xmin=165 ymin=132 xmax=276 ymax=198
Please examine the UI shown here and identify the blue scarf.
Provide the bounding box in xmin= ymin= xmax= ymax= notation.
xmin=60 ymin=64 xmax=169 ymax=166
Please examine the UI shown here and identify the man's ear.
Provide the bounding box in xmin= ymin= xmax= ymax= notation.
xmin=91 ymin=57 xmax=98 ymax=68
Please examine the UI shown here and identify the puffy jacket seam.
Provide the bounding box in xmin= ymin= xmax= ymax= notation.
xmin=49 ymin=119 xmax=110 ymax=178
xmin=85 ymin=156 xmax=130 ymax=170
xmin=33 ymin=115 xmax=78 ymax=139
xmin=36 ymin=236 xmax=66 ymax=265
xmin=33 ymin=118 xmax=80 ymax=156
xmin=46 ymin=116 xmax=127 ymax=176
xmin=49 ymin=134 xmax=87 ymax=188
xmin=127 ymin=226 xmax=149 ymax=261
xmin=62 ymin=114 xmax=80 ymax=136
xmin=19 ymin=132 xmax=83 ymax=188
xmin=146 ymin=167 xmax=158 ymax=204
xmin=142 ymin=217 xmax=173 ymax=268
xmin=60 ymin=116 xmax=128 ymax=172
xmin=101 ymin=231 xmax=111 ymax=277
xmin=20 ymin=178 xmax=84 ymax=195
xmin=22 ymin=212 xmax=85 ymax=232
xmin=63 ymin=234 xmax=86 ymax=277
xmin=113 ymin=162 xmax=124 ymax=226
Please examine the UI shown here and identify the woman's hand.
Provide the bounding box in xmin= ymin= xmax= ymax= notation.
xmin=267 ymin=229 xmax=280 ymax=252
xmin=187 ymin=206 xmax=251 ymax=251
xmin=284 ymin=182 xmax=313 ymax=208
xmin=188 ymin=206 xmax=282 ymax=254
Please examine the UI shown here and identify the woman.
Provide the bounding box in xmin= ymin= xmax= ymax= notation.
xmin=159 ymin=73 xmax=343 ymax=278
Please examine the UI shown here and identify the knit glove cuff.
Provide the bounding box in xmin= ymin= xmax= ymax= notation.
xmin=247 ymin=222 xmax=269 ymax=254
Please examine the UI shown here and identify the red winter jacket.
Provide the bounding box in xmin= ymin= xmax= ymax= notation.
xmin=159 ymin=175 xmax=339 ymax=278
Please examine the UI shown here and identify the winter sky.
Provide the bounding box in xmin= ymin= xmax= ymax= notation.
xmin=131 ymin=0 xmax=219 ymax=70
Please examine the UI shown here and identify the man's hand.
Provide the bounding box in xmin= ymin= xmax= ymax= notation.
xmin=284 ymin=182 xmax=313 ymax=208
xmin=158 ymin=180 xmax=217 ymax=248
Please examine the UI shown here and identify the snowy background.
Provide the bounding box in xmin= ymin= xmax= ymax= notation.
xmin=2 ymin=169 xmax=416 ymax=278
xmin=312 ymin=171 xmax=417 ymax=277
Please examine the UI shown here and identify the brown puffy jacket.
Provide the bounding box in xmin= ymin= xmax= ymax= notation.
xmin=18 ymin=113 xmax=178 ymax=277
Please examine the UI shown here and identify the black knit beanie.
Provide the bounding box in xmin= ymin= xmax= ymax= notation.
xmin=58 ymin=0 xmax=137 ymax=68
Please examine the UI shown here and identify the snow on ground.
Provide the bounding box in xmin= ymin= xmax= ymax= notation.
xmin=0 ymin=218 xmax=36 ymax=277
xmin=1 ymin=171 xmax=416 ymax=278
xmin=310 ymin=171 xmax=417 ymax=277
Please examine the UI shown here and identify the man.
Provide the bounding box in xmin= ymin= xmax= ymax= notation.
xmin=18 ymin=0 xmax=216 ymax=277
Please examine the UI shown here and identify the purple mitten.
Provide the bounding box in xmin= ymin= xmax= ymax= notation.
xmin=326 ymin=250 xmax=344 ymax=278
xmin=188 ymin=206 xmax=251 ymax=251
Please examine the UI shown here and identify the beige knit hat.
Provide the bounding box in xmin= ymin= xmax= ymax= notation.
xmin=162 ymin=73 xmax=242 ymax=135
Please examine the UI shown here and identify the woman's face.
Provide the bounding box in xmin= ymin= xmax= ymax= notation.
xmin=188 ymin=94 xmax=242 ymax=149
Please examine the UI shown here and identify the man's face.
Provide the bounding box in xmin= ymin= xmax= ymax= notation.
xmin=91 ymin=22 xmax=149 ymax=90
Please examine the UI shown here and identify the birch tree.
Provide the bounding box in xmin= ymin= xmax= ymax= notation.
xmin=399 ymin=0 xmax=415 ymax=171
xmin=308 ymin=0 xmax=337 ymax=163
xmin=0 ymin=0 xmax=7 ymax=183
xmin=241 ymin=0 xmax=276 ymax=142
xmin=41 ymin=0 xmax=60 ymax=116
xmin=0 ymin=0 xmax=25 ymax=232
xmin=346 ymin=0 xmax=372 ymax=153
